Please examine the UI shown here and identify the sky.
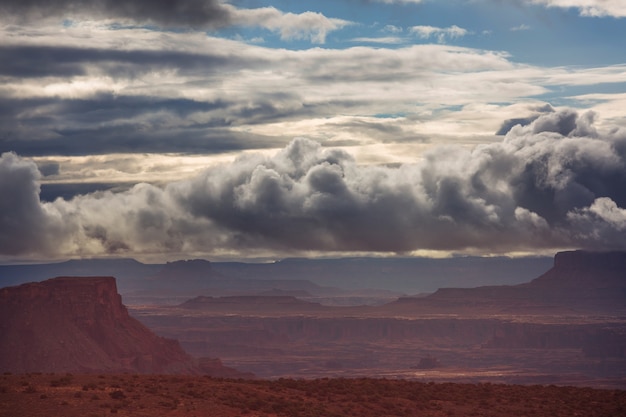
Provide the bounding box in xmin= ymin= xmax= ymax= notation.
xmin=0 ymin=0 xmax=625 ymax=263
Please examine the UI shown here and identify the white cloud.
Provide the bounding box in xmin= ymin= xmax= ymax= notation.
xmin=587 ymin=198 xmax=626 ymax=230
xmin=527 ymin=0 xmax=626 ymax=18
xmin=375 ymin=0 xmax=426 ymax=3
xmin=229 ymin=6 xmax=351 ymax=44
xmin=0 ymin=0 xmax=350 ymax=44
xmin=409 ymin=25 xmax=469 ymax=43
xmin=510 ymin=24 xmax=531 ymax=31
xmin=350 ymin=36 xmax=405 ymax=44
xmin=383 ymin=25 xmax=403 ymax=33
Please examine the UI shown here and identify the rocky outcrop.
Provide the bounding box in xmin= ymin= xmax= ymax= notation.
xmin=413 ymin=356 xmax=443 ymax=369
xmin=530 ymin=250 xmax=626 ymax=289
xmin=0 ymin=277 xmax=193 ymax=373
xmin=388 ymin=250 xmax=626 ymax=315
xmin=146 ymin=259 xmax=219 ymax=291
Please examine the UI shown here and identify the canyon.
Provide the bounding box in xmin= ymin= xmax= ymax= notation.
xmin=129 ymin=250 xmax=626 ymax=387
xmin=0 ymin=250 xmax=624 ymax=388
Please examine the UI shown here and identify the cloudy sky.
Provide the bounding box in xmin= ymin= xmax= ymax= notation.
xmin=1 ymin=0 xmax=625 ymax=262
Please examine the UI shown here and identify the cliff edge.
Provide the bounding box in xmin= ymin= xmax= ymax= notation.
xmin=0 ymin=276 xmax=195 ymax=373
xmin=391 ymin=250 xmax=626 ymax=315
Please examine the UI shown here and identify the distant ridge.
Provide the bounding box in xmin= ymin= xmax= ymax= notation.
xmin=146 ymin=259 xmax=221 ymax=290
xmin=0 ymin=255 xmax=554 ymax=303
xmin=387 ymin=250 xmax=626 ymax=315
xmin=179 ymin=295 xmax=323 ymax=314
xmin=159 ymin=259 xmax=214 ymax=277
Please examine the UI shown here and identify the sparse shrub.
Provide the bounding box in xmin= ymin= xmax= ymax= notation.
xmin=158 ymin=400 xmax=178 ymax=410
xmin=22 ymin=384 xmax=37 ymax=394
xmin=50 ymin=375 xmax=73 ymax=387
xmin=109 ymin=390 xmax=126 ymax=400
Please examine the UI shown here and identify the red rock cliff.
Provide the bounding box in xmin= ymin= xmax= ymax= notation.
xmin=0 ymin=276 xmax=195 ymax=374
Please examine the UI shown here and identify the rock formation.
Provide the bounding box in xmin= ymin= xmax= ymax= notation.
xmin=390 ymin=250 xmax=626 ymax=315
xmin=0 ymin=276 xmax=237 ymax=374
xmin=146 ymin=259 xmax=219 ymax=290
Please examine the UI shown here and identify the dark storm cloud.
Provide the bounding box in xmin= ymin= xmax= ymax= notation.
xmin=172 ymin=110 xmax=626 ymax=252
xmin=1 ymin=124 xmax=284 ymax=156
xmin=36 ymin=162 xmax=59 ymax=177
xmin=0 ymin=0 xmax=232 ymax=28
xmin=495 ymin=104 xmax=555 ymax=135
xmin=39 ymin=182 xmax=134 ymax=202
xmin=496 ymin=116 xmax=541 ymax=135
xmin=0 ymin=88 xmax=354 ymax=156
xmin=0 ymin=95 xmax=292 ymax=156
xmin=1 ymin=109 xmax=625 ymax=258
xmin=0 ymin=45 xmax=265 ymax=78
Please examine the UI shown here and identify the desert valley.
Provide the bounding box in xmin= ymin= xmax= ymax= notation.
xmin=1 ymin=250 xmax=625 ymax=416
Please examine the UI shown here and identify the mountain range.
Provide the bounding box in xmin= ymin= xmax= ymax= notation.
xmin=0 ymin=255 xmax=554 ymax=305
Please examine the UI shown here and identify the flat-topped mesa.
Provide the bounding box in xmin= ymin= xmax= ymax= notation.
xmin=148 ymin=259 xmax=218 ymax=290
xmin=530 ymin=250 xmax=626 ymax=288
xmin=387 ymin=250 xmax=626 ymax=315
xmin=0 ymin=276 xmax=195 ymax=374
xmin=0 ymin=276 xmax=127 ymax=324
xmin=554 ymin=250 xmax=626 ymax=270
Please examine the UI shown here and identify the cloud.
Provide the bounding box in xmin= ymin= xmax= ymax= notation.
xmin=350 ymin=37 xmax=406 ymax=44
xmin=495 ymin=104 xmax=555 ymax=135
xmin=383 ymin=25 xmax=403 ymax=34
xmin=0 ymin=0 xmax=232 ymax=28
xmin=0 ymin=0 xmax=348 ymax=44
xmin=375 ymin=0 xmax=426 ymax=3
xmin=0 ymin=94 xmax=292 ymax=156
xmin=526 ymin=0 xmax=626 ymax=18
xmin=510 ymin=24 xmax=531 ymax=31
xmin=3 ymin=18 xmax=626 ymax=159
xmin=2 ymin=109 xmax=625 ymax=259
xmin=0 ymin=44 xmax=268 ymax=79
xmin=231 ymin=7 xmax=350 ymax=44
xmin=0 ymin=152 xmax=63 ymax=255
xmin=409 ymin=25 xmax=469 ymax=43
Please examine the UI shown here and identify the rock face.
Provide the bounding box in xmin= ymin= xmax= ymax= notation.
xmin=146 ymin=259 xmax=219 ymax=290
xmin=394 ymin=250 xmax=626 ymax=314
xmin=0 ymin=276 xmax=195 ymax=373
xmin=531 ymin=250 xmax=626 ymax=288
